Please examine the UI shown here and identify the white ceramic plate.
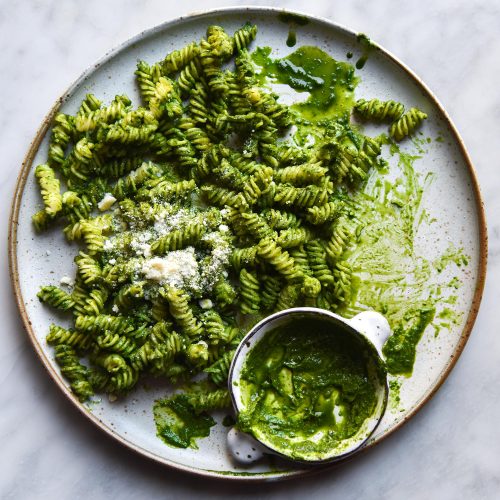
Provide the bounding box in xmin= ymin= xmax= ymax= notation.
xmin=10 ymin=7 xmax=486 ymax=480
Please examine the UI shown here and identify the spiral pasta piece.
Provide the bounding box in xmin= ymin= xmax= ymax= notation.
xmin=46 ymin=325 xmax=92 ymax=350
xmin=239 ymin=268 xmax=261 ymax=314
xmin=35 ymin=164 xmax=62 ymax=217
xmin=150 ymin=222 xmax=204 ymax=254
xmin=38 ymin=286 xmax=75 ymax=311
xmin=48 ymin=114 xmax=74 ymax=167
xmin=163 ymin=287 xmax=203 ymax=337
xmin=232 ymin=22 xmax=257 ymax=52
xmin=205 ymin=350 xmax=236 ymax=386
xmin=54 ymin=345 xmax=93 ymax=401
xmin=389 ymin=107 xmax=427 ymax=141
xmin=257 ymin=238 xmax=303 ymax=281
xmin=184 ymin=388 xmax=231 ymax=414
xmin=355 ymin=98 xmax=404 ymax=122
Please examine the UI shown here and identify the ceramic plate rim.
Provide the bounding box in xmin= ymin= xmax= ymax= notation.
xmin=8 ymin=6 xmax=488 ymax=481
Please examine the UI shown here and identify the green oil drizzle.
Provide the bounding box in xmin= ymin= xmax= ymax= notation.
xmin=286 ymin=30 xmax=297 ymax=47
xmin=278 ymin=12 xmax=308 ymax=49
xmin=355 ymin=33 xmax=376 ymax=70
xmin=277 ymin=12 xmax=309 ymax=25
xmin=252 ymin=45 xmax=358 ymax=121
xmin=434 ymin=245 xmax=469 ymax=272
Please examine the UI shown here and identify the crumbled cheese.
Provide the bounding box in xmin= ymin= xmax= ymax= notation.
xmin=141 ymin=248 xmax=199 ymax=289
xmin=112 ymin=304 xmax=119 ymax=313
xmin=109 ymin=258 xmax=116 ymax=265
xmin=199 ymin=299 xmax=213 ymax=310
xmin=219 ymin=224 xmax=229 ymax=232
xmin=199 ymin=231 xmax=232 ymax=290
xmin=103 ymin=239 xmax=114 ymax=251
xmin=97 ymin=193 xmax=117 ymax=212
xmin=130 ymin=234 xmax=152 ymax=258
xmin=60 ymin=275 xmax=75 ymax=287
xmin=153 ymin=208 xmax=192 ymax=237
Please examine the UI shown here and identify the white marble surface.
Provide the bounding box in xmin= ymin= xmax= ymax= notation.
xmin=1 ymin=0 xmax=499 ymax=498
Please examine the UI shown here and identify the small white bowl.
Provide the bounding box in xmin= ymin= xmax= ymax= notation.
xmin=227 ymin=308 xmax=391 ymax=464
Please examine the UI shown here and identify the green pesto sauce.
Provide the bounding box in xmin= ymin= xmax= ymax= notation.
xmin=286 ymin=30 xmax=297 ymax=47
xmin=153 ymin=395 xmax=215 ymax=448
xmin=237 ymin=318 xmax=380 ymax=460
xmin=222 ymin=414 xmax=236 ymax=427
xmin=277 ymin=12 xmax=308 ymax=49
xmin=355 ymin=33 xmax=376 ymax=70
xmin=277 ymin=12 xmax=310 ymax=26
xmin=334 ymin=140 xmax=465 ymax=376
xmin=252 ymin=46 xmax=357 ymax=121
xmin=383 ymin=307 xmax=435 ymax=374
xmin=388 ymin=379 xmax=403 ymax=411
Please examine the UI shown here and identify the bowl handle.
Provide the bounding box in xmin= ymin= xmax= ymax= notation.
xmin=227 ymin=426 xmax=269 ymax=464
xmin=348 ymin=311 xmax=391 ymax=357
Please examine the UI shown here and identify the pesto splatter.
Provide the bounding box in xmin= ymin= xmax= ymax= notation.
xmin=286 ymin=30 xmax=297 ymax=47
xmin=153 ymin=395 xmax=216 ymax=448
xmin=252 ymin=45 xmax=358 ymax=121
xmin=334 ymin=142 xmax=466 ymax=375
xmin=388 ymin=379 xmax=403 ymax=411
xmin=355 ymin=33 xmax=377 ymax=70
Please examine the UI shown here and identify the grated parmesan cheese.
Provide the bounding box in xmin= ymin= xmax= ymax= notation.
xmin=97 ymin=193 xmax=117 ymax=212
xmin=141 ymin=248 xmax=199 ymax=289
xmin=199 ymin=299 xmax=213 ymax=309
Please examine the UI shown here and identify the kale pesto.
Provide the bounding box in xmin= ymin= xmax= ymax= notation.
xmin=355 ymin=33 xmax=377 ymax=70
xmin=153 ymin=395 xmax=216 ymax=449
xmin=252 ymin=45 xmax=357 ymax=121
xmin=237 ymin=318 xmax=381 ymax=460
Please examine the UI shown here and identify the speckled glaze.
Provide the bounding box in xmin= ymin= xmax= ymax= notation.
xmin=9 ymin=7 xmax=487 ymax=481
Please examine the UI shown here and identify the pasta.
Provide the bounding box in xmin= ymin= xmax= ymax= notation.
xmin=33 ymin=22 xmax=428 ymax=447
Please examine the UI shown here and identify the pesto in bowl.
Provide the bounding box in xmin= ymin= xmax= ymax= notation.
xmin=235 ymin=313 xmax=387 ymax=462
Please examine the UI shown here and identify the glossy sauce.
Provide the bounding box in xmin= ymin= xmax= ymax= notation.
xmin=237 ymin=318 xmax=380 ymax=460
